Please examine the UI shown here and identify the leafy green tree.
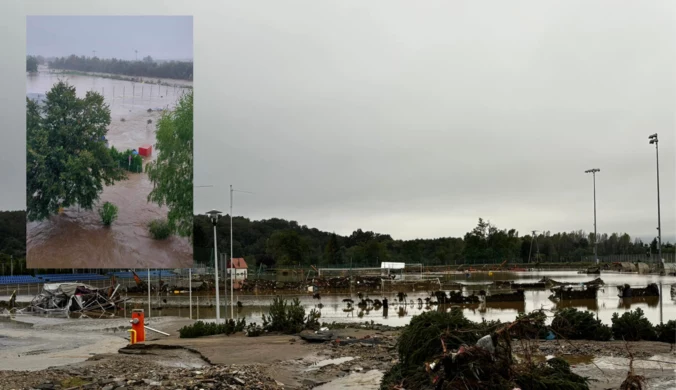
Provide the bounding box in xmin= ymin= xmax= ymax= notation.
xmin=26 ymin=82 xmax=126 ymax=221
xmin=145 ymin=91 xmax=193 ymax=238
xmin=26 ymin=56 xmax=38 ymax=72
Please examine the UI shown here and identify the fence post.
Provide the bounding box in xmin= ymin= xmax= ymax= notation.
xmin=659 ymin=283 xmax=663 ymax=325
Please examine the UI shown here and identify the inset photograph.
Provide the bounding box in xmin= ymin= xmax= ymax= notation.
xmin=26 ymin=16 xmax=194 ymax=268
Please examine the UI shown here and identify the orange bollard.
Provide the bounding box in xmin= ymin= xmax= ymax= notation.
xmin=130 ymin=309 xmax=145 ymax=342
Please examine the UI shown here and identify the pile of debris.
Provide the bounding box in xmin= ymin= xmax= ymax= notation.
xmin=313 ymin=277 xmax=351 ymax=289
xmin=432 ymin=290 xmax=480 ymax=305
xmin=16 ymin=282 xmax=126 ymax=316
xmin=549 ymin=285 xmax=599 ymax=301
xmin=539 ymin=277 xmax=604 ymax=287
xmin=484 ymin=289 xmax=525 ymax=302
xmin=239 ymin=279 xmax=305 ymax=292
xmin=355 ymin=276 xmax=382 ymax=288
xmin=618 ymin=283 xmax=660 ymax=298
xmin=1 ymin=360 xmax=287 ymax=390
xmin=381 ymin=309 xmax=592 ymax=390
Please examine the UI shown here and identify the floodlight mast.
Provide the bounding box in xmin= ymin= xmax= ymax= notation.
xmin=648 ymin=134 xmax=661 ymax=264
xmin=206 ymin=209 xmax=223 ymax=322
xmin=584 ymin=168 xmax=600 ymax=264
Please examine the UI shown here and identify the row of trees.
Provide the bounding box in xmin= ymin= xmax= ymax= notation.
xmin=48 ymin=55 xmax=193 ymax=80
xmin=193 ymin=216 xmax=675 ymax=269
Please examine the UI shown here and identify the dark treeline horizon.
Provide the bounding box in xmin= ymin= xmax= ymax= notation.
xmin=193 ymin=214 xmax=675 ymax=269
xmin=42 ymin=54 xmax=193 ymax=81
xmin=1 ymin=210 xmax=673 ymax=274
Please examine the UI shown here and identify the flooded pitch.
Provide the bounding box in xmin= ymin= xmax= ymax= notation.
xmin=26 ymin=70 xmax=192 ymax=269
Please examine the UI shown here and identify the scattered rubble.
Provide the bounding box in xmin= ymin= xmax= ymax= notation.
xmin=15 ymin=283 xmax=126 ymax=316
xmin=0 ymin=359 xmax=287 ymax=390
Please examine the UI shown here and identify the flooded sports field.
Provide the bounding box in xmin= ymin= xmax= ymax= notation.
xmin=25 ymin=69 xmax=193 ymax=269
xmin=137 ymin=271 xmax=676 ymax=327
xmin=7 ymin=270 xmax=673 ymax=327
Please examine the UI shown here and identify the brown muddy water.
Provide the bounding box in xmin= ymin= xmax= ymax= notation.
xmin=156 ymin=271 xmax=676 ymax=327
xmin=8 ymin=271 xmax=673 ymax=327
xmin=26 ymin=70 xmax=193 ymax=269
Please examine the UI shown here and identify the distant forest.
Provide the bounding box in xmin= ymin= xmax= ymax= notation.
xmin=46 ymin=55 xmax=193 ymax=81
xmin=1 ymin=210 xmax=672 ymax=274
xmin=194 ymin=215 xmax=674 ymax=269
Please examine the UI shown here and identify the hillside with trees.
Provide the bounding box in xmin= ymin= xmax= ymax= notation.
xmin=48 ymin=55 xmax=193 ymax=80
xmin=193 ymin=215 xmax=674 ymax=269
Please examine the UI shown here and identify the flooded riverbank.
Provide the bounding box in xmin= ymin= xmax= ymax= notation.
xmin=26 ymin=69 xmax=193 ymax=269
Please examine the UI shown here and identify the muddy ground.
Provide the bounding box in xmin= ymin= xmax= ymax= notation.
xmin=1 ymin=315 xmax=676 ymax=390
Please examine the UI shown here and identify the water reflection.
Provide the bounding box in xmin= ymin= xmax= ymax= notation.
xmin=552 ymin=299 xmax=599 ymax=312
xmin=6 ymin=271 xmax=676 ymax=327
xmin=617 ymin=296 xmax=660 ymax=310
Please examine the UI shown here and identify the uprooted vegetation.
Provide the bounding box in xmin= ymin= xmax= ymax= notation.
xmin=380 ymin=309 xmax=591 ymax=390
xmin=380 ymin=306 xmax=676 ymax=390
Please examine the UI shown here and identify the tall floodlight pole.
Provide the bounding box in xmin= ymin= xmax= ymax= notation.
xmin=649 ymin=134 xmax=662 ymax=264
xmin=135 ymin=49 xmax=138 ymax=61
xmin=585 ymin=169 xmax=600 ymax=264
xmin=206 ymin=210 xmax=223 ymax=322
xmin=230 ymin=185 xmax=234 ymax=319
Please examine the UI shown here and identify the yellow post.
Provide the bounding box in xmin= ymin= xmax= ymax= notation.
xmin=127 ymin=329 xmax=137 ymax=345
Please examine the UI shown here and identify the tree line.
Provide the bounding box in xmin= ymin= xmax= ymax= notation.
xmin=48 ymin=55 xmax=193 ymax=81
xmin=193 ymin=215 xmax=675 ymax=269
xmin=2 ymin=210 xmax=673 ymax=274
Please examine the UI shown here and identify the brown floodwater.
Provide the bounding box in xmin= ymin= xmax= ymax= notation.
xmin=26 ymin=70 xmax=192 ymax=269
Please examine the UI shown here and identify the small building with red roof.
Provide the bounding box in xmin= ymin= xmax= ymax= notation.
xmin=226 ymin=257 xmax=248 ymax=280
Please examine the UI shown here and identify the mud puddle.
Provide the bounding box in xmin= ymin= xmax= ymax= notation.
xmin=306 ymin=356 xmax=355 ymax=371
xmin=313 ymin=369 xmax=384 ymax=390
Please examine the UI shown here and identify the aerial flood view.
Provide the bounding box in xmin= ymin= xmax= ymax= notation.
xmin=1 ymin=4 xmax=676 ymax=390
xmin=24 ymin=17 xmax=194 ymax=270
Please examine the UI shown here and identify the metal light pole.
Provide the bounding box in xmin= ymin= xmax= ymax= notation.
xmin=230 ymin=185 xmax=234 ymax=319
xmin=206 ymin=209 xmax=223 ymax=322
xmin=585 ymin=169 xmax=600 ymax=264
xmin=649 ymin=134 xmax=662 ymax=264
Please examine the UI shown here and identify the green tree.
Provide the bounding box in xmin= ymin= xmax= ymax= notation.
xmin=26 ymin=82 xmax=126 ymax=221
xmin=266 ymin=230 xmax=308 ymax=266
xmin=145 ymin=91 xmax=194 ymax=238
xmin=26 ymin=56 xmax=38 ymax=72
xmin=323 ymin=233 xmax=340 ymax=265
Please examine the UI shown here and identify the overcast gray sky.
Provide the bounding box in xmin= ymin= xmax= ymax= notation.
xmin=26 ymin=16 xmax=192 ymax=60
xmin=194 ymin=1 xmax=676 ymax=243
xmin=4 ymin=2 xmax=674 ymax=243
